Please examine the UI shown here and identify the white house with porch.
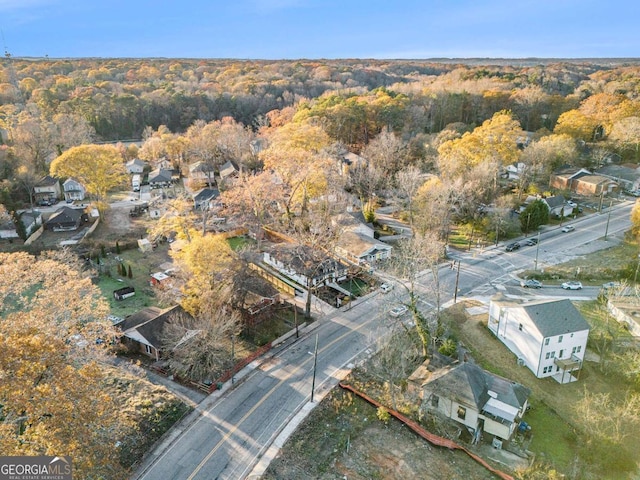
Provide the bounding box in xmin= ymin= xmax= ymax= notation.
xmin=488 ymin=296 xmax=590 ymax=384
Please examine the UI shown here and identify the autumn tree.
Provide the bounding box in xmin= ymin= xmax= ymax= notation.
xmin=260 ymin=121 xmax=332 ymax=220
xmin=221 ymin=171 xmax=285 ymax=244
xmin=50 ymin=144 xmax=127 ymax=205
xmin=609 ymin=116 xmax=640 ymax=162
xmin=437 ymin=110 xmax=523 ymax=179
xmin=170 ymin=232 xmax=237 ymax=316
xmin=0 ymin=251 xmax=129 ymax=479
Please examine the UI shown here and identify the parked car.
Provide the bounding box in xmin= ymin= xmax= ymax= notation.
xmin=505 ymin=242 xmax=521 ymax=252
xmin=566 ymin=200 xmax=577 ymax=208
xmin=561 ymin=225 xmax=575 ymax=233
xmin=380 ymin=283 xmax=393 ymax=293
xmin=389 ymin=305 xmax=408 ymax=318
xmin=525 ymin=238 xmax=538 ymax=246
xmin=520 ymin=279 xmax=543 ymax=289
xmin=561 ymin=281 xmax=583 ymax=290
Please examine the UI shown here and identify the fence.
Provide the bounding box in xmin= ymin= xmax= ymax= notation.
xmin=339 ymin=382 xmax=515 ymax=480
xmin=205 ymin=342 xmax=273 ymax=393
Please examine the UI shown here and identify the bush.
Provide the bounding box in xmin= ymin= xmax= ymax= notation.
xmin=376 ymin=406 xmax=390 ymax=424
xmin=438 ymin=338 xmax=457 ymax=357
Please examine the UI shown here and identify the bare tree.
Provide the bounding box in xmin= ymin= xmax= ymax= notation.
xmin=162 ymin=305 xmax=241 ymax=383
xmin=386 ymin=231 xmax=446 ymax=357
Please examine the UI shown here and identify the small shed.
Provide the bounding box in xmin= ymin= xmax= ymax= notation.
xmin=150 ymin=271 xmax=170 ymax=287
xmin=138 ymin=238 xmax=153 ymax=253
xmin=113 ymin=286 xmax=136 ymax=301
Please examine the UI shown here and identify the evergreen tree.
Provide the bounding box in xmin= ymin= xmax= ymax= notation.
xmin=127 ymin=265 xmax=132 ymax=279
xmin=115 ymin=241 xmax=121 ymax=254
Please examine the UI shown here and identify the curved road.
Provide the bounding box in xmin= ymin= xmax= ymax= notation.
xmin=132 ymin=200 xmax=633 ymax=480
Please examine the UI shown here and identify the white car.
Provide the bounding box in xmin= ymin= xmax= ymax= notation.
xmin=566 ymin=200 xmax=577 ymax=208
xmin=561 ymin=225 xmax=575 ymax=233
xmin=380 ymin=283 xmax=393 ymax=293
xmin=389 ymin=305 xmax=408 ymax=317
xmin=561 ymin=281 xmax=583 ymax=290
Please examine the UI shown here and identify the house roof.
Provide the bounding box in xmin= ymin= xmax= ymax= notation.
xmin=45 ymin=206 xmax=84 ymax=226
xmin=552 ymin=167 xmax=592 ymax=179
xmin=120 ymin=305 xmax=190 ymax=349
xmin=424 ymin=362 xmax=530 ymax=422
xmin=543 ymin=195 xmax=565 ymax=209
xmin=595 ymin=164 xmax=640 ymax=182
xmin=219 ymin=160 xmax=239 ymax=179
xmin=35 ymin=175 xmax=59 ymax=187
xmin=266 ymin=243 xmax=347 ymax=278
xmin=192 ymin=188 xmax=220 ymax=202
xmin=520 ymin=298 xmax=590 ymax=337
xmin=126 ymin=158 xmax=146 ymax=167
xmin=189 ymin=161 xmax=215 ymax=174
xmin=576 ymin=174 xmax=618 ymax=186
xmin=148 ymin=168 xmax=173 ymax=183
xmin=337 ymin=231 xmax=392 ymax=258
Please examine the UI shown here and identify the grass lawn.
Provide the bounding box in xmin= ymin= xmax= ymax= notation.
xmin=95 ymin=246 xmax=170 ymax=318
xmin=226 ymin=235 xmax=255 ymax=251
xmin=448 ymin=300 xmax=640 ymax=477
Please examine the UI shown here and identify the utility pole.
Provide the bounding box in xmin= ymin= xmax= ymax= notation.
xmin=454 ymin=260 xmax=461 ymax=303
xmin=604 ymin=198 xmax=613 ymax=240
xmin=534 ymin=230 xmax=541 ymax=271
xmin=310 ymin=334 xmax=319 ymax=403
xmin=231 ymin=333 xmax=235 ymax=385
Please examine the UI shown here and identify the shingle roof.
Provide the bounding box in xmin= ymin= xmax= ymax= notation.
xmin=45 ymin=206 xmax=83 ymax=226
xmin=120 ymin=305 xmax=190 ymax=349
xmin=35 ymin=175 xmax=59 ymax=187
xmin=425 ymin=362 xmax=530 ymax=416
xmin=192 ymin=188 xmax=220 ymax=202
xmin=521 ymin=298 xmax=590 ymax=337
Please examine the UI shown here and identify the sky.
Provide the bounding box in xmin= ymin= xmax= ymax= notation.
xmin=0 ymin=0 xmax=638 ymax=59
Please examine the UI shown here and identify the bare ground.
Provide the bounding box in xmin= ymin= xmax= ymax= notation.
xmin=264 ymin=386 xmax=499 ymax=480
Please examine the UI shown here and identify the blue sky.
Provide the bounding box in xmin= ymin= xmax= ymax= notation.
xmin=1 ymin=0 xmax=638 ymax=59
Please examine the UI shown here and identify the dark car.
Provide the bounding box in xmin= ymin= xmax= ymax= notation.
xmin=505 ymin=242 xmax=520 ymax=252
xmin=525 ymin=238 xmax=538 ymax=246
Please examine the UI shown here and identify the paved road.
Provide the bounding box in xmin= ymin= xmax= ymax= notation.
xmin=132 ymin=200 xmax=633 ymax=480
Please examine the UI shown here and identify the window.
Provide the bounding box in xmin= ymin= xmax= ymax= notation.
xmin=518 ymin=323 xmax=523 ymax=331
xmin=545 ymin=352 xmax=550 ymax=360
xmin=558 ymin=335 xmax=563 ymax=343
xmin=572 ymin=346 xmax=576 ymax=354
xmin=544 ymin=338 xmax=550 ymax=346
xmin=457 ymin=406 xmax=466 ymax=420
xmin=550 ymin=351 xmax=555 ymax=358
xmin=144 ymin=344 xmax=153 ymax=355
xmin=543 ymin=366 xmax=550 ymax=374
xmin=431 ymin=395 xmax=439 ymax=408
xmin=559 ymin=349 xmax=564 ymax=358
xmin=576 ymin=345 xmax=582 ymax=353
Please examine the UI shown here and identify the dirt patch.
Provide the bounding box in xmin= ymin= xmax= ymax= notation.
xmin=264 ymin=388 xmax=497 ymax=480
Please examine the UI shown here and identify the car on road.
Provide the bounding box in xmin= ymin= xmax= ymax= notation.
xmin=505 ymin=242 xmax=521 ymax=252
xmin=380 ymin=283 xmax=393 ymax=293
xmin=525 ymin=238 xmax=538 ymax=246
xmin=561 ymin=281 xmax=583 ymax=290
xmin=602 ymin=281 xmax=621 ymax=290
xmin=561 ymin=225 xmax=575 ymax=233
xmin=389 ymin=305 xmax=408 ymax=317
xmin=520 ymin=279 xmax=543 ymax=288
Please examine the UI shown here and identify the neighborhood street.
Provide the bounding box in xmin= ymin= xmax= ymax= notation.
xmin=132 ymin=201 xmax=633 ymax=480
